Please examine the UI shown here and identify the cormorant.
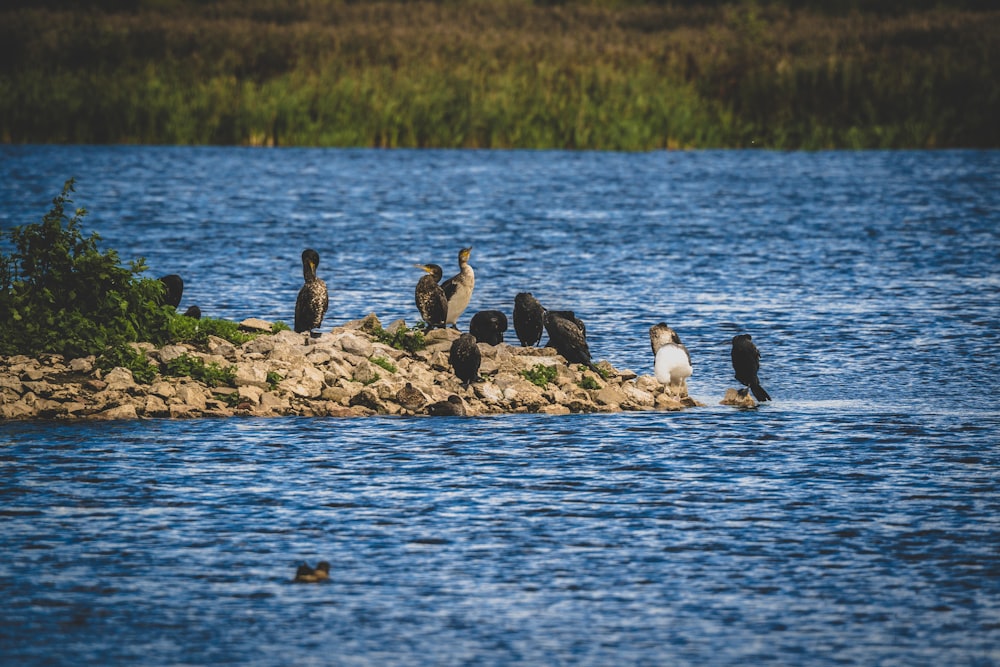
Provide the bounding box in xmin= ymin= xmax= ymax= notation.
xmin=547 ymin=310 xmax=586 ymax=338
xmin=543 ymin=310 xmax=599 ymax=373
xmin=427 ymin=395 xmax=467 ymax=416
xmin=293 ymin=561 xmax=330 ymax=583
xmin=414 ymin=263 xmax=448 ymax=329
xmin=731 ymin=333 xmax=771 ymax=402
xmin=649 ymin=323 xmax=692 ymax=394
xmin=449 ymin=332 xmax=482 ymax=386
xmin=294 ymin=248 xmax=329 ymax=334
xmin=440 ymin=247 xmax=474 ymax=329
xmin=513 ymin=292 xmax=544 ymax=347
xmin=158 ymin=274 xmax=184 ymax=309
xmin=469 ymin=310 xmax=508 ymax=345
xmin=182 ymin=305 xmax=201 ymax=319
xmin=396 ymin=382 xmax=427 ymax=412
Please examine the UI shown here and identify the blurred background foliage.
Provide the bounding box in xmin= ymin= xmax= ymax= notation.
xmin=1 ymin=0 xmax=996 ymax=149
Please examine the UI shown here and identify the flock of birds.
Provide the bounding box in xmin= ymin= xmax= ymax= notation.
xmin=289 ymin=246 xmax=772 ymax=403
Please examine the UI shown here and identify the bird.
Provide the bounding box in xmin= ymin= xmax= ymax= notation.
xmin=293 ymin=561 xmax=330 ymax=583
xmin=543 ymin=310 xmax=599 ymax=373
xmin=513 ymin=292 xmax=544 ymax=347
xmin=294 ymin=248 xmax=329 ymax=335
xmin=449 ymin=332 xmax=482 ymax=386
xmin=547 ymin=310 xmax=586 ymax=339
xmin=396 ymin=382 xmax=427 ymax=412
xmin=440 ymin=247 xmax=474 ymax=329
xmin=731 ymin=333 xmax=771 ymax=402
xmin=649 ymin=323 xmax=692 ymax=394
xmin=413 ymin=263 xmax=448 ymax=329
xmin=158 ymin=274 xmax=184 ymax=309
xmin=469 ymin=310 xmax=508 ymax=345
xmin=426 ymin=395 xmax=467 ymax=416
xmin=182 ymin=305 xmax=201 ymax=319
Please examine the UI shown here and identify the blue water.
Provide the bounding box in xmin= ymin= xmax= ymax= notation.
xmin=1 ymin=147 xmax=999 ymax=665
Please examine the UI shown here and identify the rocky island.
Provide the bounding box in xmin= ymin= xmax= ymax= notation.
xmin=0 ymin=314 xmax=703 ymax=421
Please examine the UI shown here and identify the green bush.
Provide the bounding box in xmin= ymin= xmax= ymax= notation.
xmin=97 ymin=343 xmax=159 ymax=384
xmin=0 ymin=179 xmax=176 ymax=358
xmin=370 ymin=356 xmax=397 ymax=373
xmin=579 ymin=375 xmax=601 ymax=390
xmin=522 ymin=363 xmax=558 ymax=388
xmin=372 ymin=325 xmax=426 ymax=354
xmin=163 ymin=353 xmax=236 ymax=387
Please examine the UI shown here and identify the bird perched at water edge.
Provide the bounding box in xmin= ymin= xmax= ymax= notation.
xmin=543 ymin=310 xmax=600 ymax=373
xmin=294 ymin=248 xmax=329 ymax=335
xmin=158 ymin=274 xmax=184 ymax=309
xmin=649 ymin=323 xmax=692 ymax=395
xmin=426 ymin=395 xmax=467 ymax=416
xmin=731 ymin=333 xmax=771 ymax=402
xmin=513 ymin=292 xmax=544 ymax=347
xmin=396 ymin=382 xmax=427 ymax=412
xmin=449 ymin=332 xmax=482 ymax=387
xmin=293 ymin=561 xmax=330 ymax=583
xmin=414 ymin=263 xmax=448 ymax=329
xmin=469 ymin=310 xmax=508 ymax=345
xmin=440 ymin=247 xmax=474 ymax=329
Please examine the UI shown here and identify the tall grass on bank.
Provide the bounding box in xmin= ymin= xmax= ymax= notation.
xmin=1 ymin=1 xmax=997 ymax=149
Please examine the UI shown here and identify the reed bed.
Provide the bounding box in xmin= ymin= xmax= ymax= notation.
xmin=1 ymin=1 xmax=996 ymax=148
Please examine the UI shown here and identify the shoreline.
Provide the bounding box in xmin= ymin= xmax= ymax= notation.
xmin=0 ymin=314 xmax=734 ymax=422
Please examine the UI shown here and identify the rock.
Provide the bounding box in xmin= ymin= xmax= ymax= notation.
xmin=69 ymin=357 xmax=94 ymax=373
xmin=154 ymin=344 xmax=190 ymax=364
xmin=595 ymin=384 xmax=628 ymax=407
xmin=237 ymin=385 xmax=264 ymax=405
xmin=0 ymin=401 xmax=35 ymax=419
xmin=0 ymin=375 xmax=23 ymax=392
xmin=342 ymin=312 xmax=381 ymax=333
xmin=144 ymin=395 xmax=169 ymax=417
xmin=339 ymin=333 xmax=374 ymax=358
xmin=207 ymin=335 xmax=237 ymax=358
xmin=104 ymin=367 xmax=136 ymax=391
xmin=539 ymin=404 xmax=571 ymax=415
xmin=174 ymin=384 xmax=208 ymax=411
xmin=721 ymin=388 xmax=758 ymax=408
xmin=239 ymin=318 xmax=273 ymax=332
xmin=95 ymin=404 xmax=138 ymax=420
xmin=234 ymin=365 xmax=269 ymax=389
xmin=150 ymin=381 xmax=176 ymax=399
xmin=352 ymin=359 xmax=380 ymax=385
xmin=349 ymin=389 xmax=385 ymax=413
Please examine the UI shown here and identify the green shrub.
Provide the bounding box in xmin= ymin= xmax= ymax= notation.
xmin=370 ymin=356 xmax=397 ymax=373
xmin=579 ymin=375 xmax=601 ymax=390
xmin=169 ymin=315 xmax=256 ymax=347
xmin=163 ymin=353 xmax=236 ymax=387
xmin=271 ymin=321 xmax=291 ymax=333
xmin=372 ymin=325 xmax=425 ymax=354
xmin=97 ymin=343 xmax=159 ymax=384
xmin=522 ymin=363 xmax=557 ymax=388
xmin=266 ymin=370 xmax=283 ymax=390
xmin=0 ymin=179 xmax=176 ymax=358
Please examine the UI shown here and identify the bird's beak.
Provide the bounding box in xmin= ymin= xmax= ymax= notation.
xmin=415 ymin=264 xmax=432 ymax=274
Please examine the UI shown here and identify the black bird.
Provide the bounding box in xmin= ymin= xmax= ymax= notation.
xmin=294 ymin=248 xmax=329 ymax=334
xmin=731 ymin=334 xmax=771 ymax=402
xmin=449 ymin=332 xmax=482 ymax=386
xmin=513 ymin=292 xmax=544 ymax=347
xmin=469 ymin=310 xmax=508 ymax=345
xmin=543 ymin=310 xmax=599 ymax=373
xmin=293 ymin=561 xmax=330 ymax=583
xmin=158 ymin=274 xmax=184 ymax=309
xmin=440 ymin=247 xmax=475 ymax=329
xmin=182 ymin=305 xmax=201 ymax=319
xmin=547 ymin=310 xmax=586 ymax=339
xmin=427 ymin=395 xmax=467 ymax=416
xmin=414 ymin=263 xmax=448 ymax=329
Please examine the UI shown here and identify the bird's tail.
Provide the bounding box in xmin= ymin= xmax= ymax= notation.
xmin=750 ymin=383 xmax=771 ymax=402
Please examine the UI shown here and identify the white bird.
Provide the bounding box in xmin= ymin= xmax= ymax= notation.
xmin=649 ymin=322 xmax=692 ymax=395
xmin=441 ymin=246 xmax=475 ymax=329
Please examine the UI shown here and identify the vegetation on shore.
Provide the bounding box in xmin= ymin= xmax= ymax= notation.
xmin=1 ymin=0 xmax=997 ymax=149
xmin=0 ymin=179 xmax=263 ymax=363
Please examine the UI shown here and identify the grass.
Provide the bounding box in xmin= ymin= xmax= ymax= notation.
xmin=522 ymin=363 xmax=558 ymax=388
xmin=0 ymin=1 xmax=996 ymax=148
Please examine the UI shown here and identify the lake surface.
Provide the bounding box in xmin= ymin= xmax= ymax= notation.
xmin=1 ymin=147 xmax=998 ymax=665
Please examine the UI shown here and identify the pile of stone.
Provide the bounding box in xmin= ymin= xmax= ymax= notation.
xmin=0 ymin=314 xmax=704 ymax=421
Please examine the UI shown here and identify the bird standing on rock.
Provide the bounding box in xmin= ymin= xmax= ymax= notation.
xmin=649 ymin=322 xmax=692 ymax=394
xmin=543 ymin=310 xmax=599 ymax=374
xmin=294 ymin=248 xmax=329 ymax=335
xmin=513 ymin=292 xmax=544 ymax=347
xmin=449 ymin=332 xmax=482 ymax=387
xmin=158 ymin=274 xmax=184 ymax=309
xmin=414 ymin=263 xmax=448 ymax=329
xmin=469 ymin=310 xmax=508 ymax=345
xmin=731 ymin=333 xmax=771 ymax=402
xmin=441 ymin=247 xmax=474 ymax=329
